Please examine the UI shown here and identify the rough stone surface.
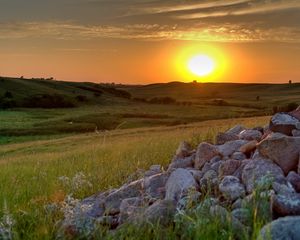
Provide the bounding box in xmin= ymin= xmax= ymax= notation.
xmin=259 ymin=216 xmax=300 ymax=240
xmin=218 ymin=140 xmax=249 ymax=157
xmin=239 ymin=140 xmax=257 ymax=154
xmin=175 ymin=141 xmax=193 ymax=158
xmin=218 ymin=160 xmax=242 ymax=179
xmin=195 ymin=142 xmax=219 ymax=170
xmin=142 ymin=200 xmax=176 ymax=226
xmin=286 ymin=171 xmax=300 ymax=193
xmin=144 ymin=173 xmax=169 ymax=199
xmin=257 ymin=133 xmax=300 ymax=174
xmin=168 ymin=155 xmax=194 ymax=171
xmin=232 ymin=152 xmax=247 ymax=161
xmin=292 ymin=129 xmax=300 ymax=137
xmin=104 ymin=179 xmax=144 ymax=214
xmin=226 ymin=125 xmax=246 ymax=135
xmin=165 ymin=168 xmax=197 ymax=201
xmin=199 ymin=170 xmax=218 ymax=191
xmin=231 ymin=208 xmax=251 ymax=226
xmin=269 ymin=112 xmax=300 ymax=136
xmin=242 ymin=159 xmax=284 ymax=193
xmin=119 ymin=197 xmax=143 ymax=223
xmin=272 ymin=193 xmax=300 ymax=216
xmin=219 ymin=176 xmax=245 ymax=201
xmin=216 ymin=132 xmax=239 ymax=145
xmin=145 ymin=165 xmax=162 ymax=177
xmin=238 ymin=129 xmax=262 ymax=141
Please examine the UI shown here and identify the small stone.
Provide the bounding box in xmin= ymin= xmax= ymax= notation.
xmin=226 ymin=125 xmax=246 ymax=135
xmin=239 ymin=129 xmax=262 ymax=141
xmin=168 ymin=155 xmax=194 ymax=171
xmin=269 ymin=112 xmax=300 ymax=136
xmin=239 ymin=140 xmax=257 ymax=154
xmin=232 ymin=152 xmax=246 ymax=161
xmin=119 ymin=197 xmax=143 ymax=223
xmin=218 ymin=160 xmax=241 ymax=179
xmin=144 ymin=172 xmax=169 ymax=199
xmin=216 ymin=132 xmax=239 ymax=145
xmin=231 ymin=208 xmax=251 ymax=226
xmin=219 ymin=176 xmax=245 ymax=201
xmin=195 ymin=142 xmax=219 ymax=170
xmin=292 ymin=129 xmax=300 ymax=137
xmin=218 ymin=140 xmax=249 ymax=157
xmin=145 ymin=165 xmax=162 ymax=177
xmin=175 ymin=141 xmax=192 ymax=158
xmin=287 ymin=171 xmax=300 ymax=193
xmin=272 ymin=193 xmax=300 ymax=216
xmin=165 ymin=168 xmax=197 ymax=201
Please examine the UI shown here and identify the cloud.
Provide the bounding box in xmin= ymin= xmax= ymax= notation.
xmin=0 ymin=21 xmax=299 ymax=43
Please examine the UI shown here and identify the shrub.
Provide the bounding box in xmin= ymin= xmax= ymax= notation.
xmin=22 ymin=94 xmax=75 ymax=108
xmin=4 ymin=91 xmax=13 ymax=99
xmin=148 ymin=97 xmax=176 ymax=105
xmin=272 ymin=102 xmax=299 ymax=113
xmin=76 ymin=95 xmax=88 ymax=102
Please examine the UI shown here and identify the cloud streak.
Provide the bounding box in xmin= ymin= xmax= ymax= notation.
xmin=0 ymin=21 xmax=299 ymax=43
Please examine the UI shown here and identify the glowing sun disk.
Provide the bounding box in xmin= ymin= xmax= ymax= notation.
xmin=188 ymin=55 xmax=215 ymax=76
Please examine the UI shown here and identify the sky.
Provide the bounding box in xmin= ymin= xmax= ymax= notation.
xmin=0 ymin=0 xmax=300 ymax=84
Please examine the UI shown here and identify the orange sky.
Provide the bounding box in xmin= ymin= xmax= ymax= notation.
xmin=0 ymin=0 xmax=300 ymax=84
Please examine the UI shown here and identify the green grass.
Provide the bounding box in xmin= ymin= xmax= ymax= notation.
xmin=0 ymin=116 xmax=270 ymax=239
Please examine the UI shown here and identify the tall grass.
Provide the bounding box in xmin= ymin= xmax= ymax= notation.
xmin=0 ymin=116 xmax=269 ymax=239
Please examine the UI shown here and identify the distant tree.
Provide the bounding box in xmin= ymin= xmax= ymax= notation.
xmin=256 ymin=96 xmax=260 ymax=101
xmin=289 ymin=80 xmax=292 ymax=84
xmin=4 ymin=91 xmax=13 ymax=99
xmin=20 ymin=76 xmax=24 ymax=79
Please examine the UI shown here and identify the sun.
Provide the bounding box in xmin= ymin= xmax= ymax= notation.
xmin=188 ymin=54 xmax=215 ymax=77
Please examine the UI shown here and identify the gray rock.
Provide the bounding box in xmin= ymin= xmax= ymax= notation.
xmin=104 ymin=179 xmax=144 ymax=214
xmin=287 ymin=171 xmax=300 ymax=193
xmin=242 ymin=159 xmax=284 ymax=193
xmin=257 ymin=132 xmax=300 ymax=174
xmin=175 ymin=141 xmax=193 ymax=158
xmin=239 ymin=129 xmax=262 ymax=141
xmin=272 ymin=193 xmax=300 ymax=216
xmin=168 ymin=155 xmax=194 ymax=171
xmin=199 ymin=170 xmax=218 ymax=191
xmin=216 ymin=132 xmax=239 ymax=145
xmin=195 ymin=142 xmax=219 ymax=170
xmin=144 ymin=172 xmax=169 ymax=199
xmin=272 ymin=181 xmax=295 ymax=195
xmin=231 ymin=208 xmax=251 ymax=226
xmin=165 ymin=168 xmax=197 ymax=201
xmin=217 ymin=140 xmax=249 ymax=157
xmin=145 ymin=165 xmax=162 ymax=177
xmin=119 ymin=197 xmax=143 ymax=223
xmin=226 ymin=125 xmax=246 ymax=135
xmin=232 ymin=152 xmax=247 ymax=161
xmin=239 ymin=140 xmax=257 ymax=154
xmin=258 ymin=216 xmax=300 ymax=240
xmin=188 ymin=169 xmax=203 ymax=183
xmin=218 ymin=160 xmax=242 ymax=179
xmin=142 ymin=200 xmax=176 ymax=226
xmin=269 ymin=112 xmax=300 ymax=136
xmin=292 ymin=129 xmax=300 ymax=137
xmin=219 ymin=176 xmax=245 ymax=201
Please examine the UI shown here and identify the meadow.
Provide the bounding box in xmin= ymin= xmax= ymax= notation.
xmin=0 ymin=116 xmax=269 ymax=239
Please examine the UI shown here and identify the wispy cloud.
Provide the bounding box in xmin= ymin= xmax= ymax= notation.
xmin=0 ymin=21 xmax=299 ymax=43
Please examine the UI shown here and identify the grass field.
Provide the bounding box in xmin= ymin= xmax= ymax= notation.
xmin=0 ymin=116 xmax=270 ymax=239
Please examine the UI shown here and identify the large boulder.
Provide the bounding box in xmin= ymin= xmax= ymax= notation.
xmin=257 ymin=132 xmax=300 ymax=174
xmin=217 ymin=140 xmax=248 ymax=157
xmin=272 ymin=193 xmax=300 ymax=216
xmin=239 ymin=140 xmax=257 ymax=154
xmin=219 ymin=176 xmax=245 ymax=201
xmin=165 ymin=168 xmax=197 ymax=201
xmin=119 ymin=197 xmax=144 ymax=223
xmin=258 ymin=216 xmax=300 ymax=240
xmin=242 ymin=159 xmax=284 ymax=193
xmin=226 ymin=125 xmax=246 ymax=135
xmin=195 ymin=142 xmax=219 ymax=170
xmin=168 ymin=155 xmax=194 ymax=171
xmin=269 ymin=112 xmax=300 ymax=136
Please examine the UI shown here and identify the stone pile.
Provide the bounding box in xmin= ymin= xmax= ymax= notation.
xmin=60 ymin=108 xmax=300 ymax=239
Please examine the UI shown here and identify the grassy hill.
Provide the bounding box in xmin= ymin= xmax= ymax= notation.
xmin=0 ymin=77 xmax=299 ymax=143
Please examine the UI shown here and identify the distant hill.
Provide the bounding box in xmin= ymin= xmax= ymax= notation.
xmin=0 ymin=77 xmax=131 ymax=108
xmin=120 ymin=81 xmax=300 ymax=108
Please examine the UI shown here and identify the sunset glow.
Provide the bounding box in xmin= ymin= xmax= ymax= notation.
xmin=188 ymin=55 xmax=215 ymax=77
